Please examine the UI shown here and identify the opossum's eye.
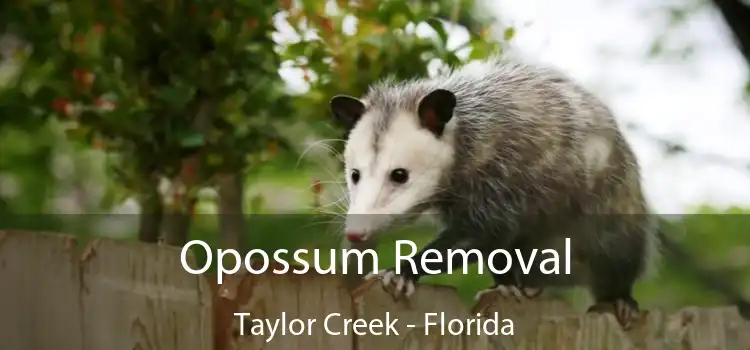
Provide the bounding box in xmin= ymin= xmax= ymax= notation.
xmin=390 ymin=168 xmax=409 ymax=184
xmin=351 ymin=169 xmax=360 ymax=184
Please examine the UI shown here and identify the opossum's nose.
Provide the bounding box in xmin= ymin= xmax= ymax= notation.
xmin=345 ymin=231 xmax=365 ymax=242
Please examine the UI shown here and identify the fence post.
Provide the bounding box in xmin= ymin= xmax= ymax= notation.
xmin=0 ymin=230 xmax=83 ymax=350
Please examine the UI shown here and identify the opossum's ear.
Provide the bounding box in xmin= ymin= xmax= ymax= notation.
xmin=417 ymin=89 xmax=456 ymax=137
xmin=330 ymin=95 xmax=365 ymax=130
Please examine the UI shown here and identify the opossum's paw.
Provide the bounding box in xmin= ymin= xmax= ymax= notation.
xmin=586 ymin=298 xmax=640 ymax=329
xmin=364 ymin=268 xmax=416 ymax=300
xmin=474 ymin=284 xmax=542 ymax=303
xmin=471 ymin=284 xmax=542 ymax=316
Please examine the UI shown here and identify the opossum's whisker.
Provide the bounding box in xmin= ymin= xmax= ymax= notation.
xmin=314 ymin=203 xmax=347 ymax=215
xmin=318 ymin=162 xmax=348 ymax=196
xmin=295 ymin=139 xmax=346 ymax=169
xmin=314 ymin=209 xmax=346 ymax=219
xmin=328 ymin=220 xmax=346 ymax=235
xmin=316 ymin=139 xmax=347 ymax=161
xmin=319 ymin=197 xmax=348 ymax=211
xmin=302 ymin=219 xmax=343 ymax=228
xmin=304 ymin=180 xmax=345 ymax=190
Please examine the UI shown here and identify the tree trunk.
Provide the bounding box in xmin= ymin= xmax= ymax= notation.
xmin=216 ymin=172 xmax=245 ymax=251
xmin=161 ymin=96 xmax=217 ymax=247
xmin=137 ymin=175 xmax=163 ymax=243
xmin=162 ymin=194 xmax=196 ymax=246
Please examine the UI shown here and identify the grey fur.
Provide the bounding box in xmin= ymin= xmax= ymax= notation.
xmin=342 ymin=56 xmax=662 ymax=326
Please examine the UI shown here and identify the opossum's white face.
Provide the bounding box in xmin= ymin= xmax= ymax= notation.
xmin=330 ymin=89 xmax=457 ymax=243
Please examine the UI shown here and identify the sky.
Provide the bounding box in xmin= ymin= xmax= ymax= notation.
xmin=484 ymin=0 xmax=750 ymax=213
xmin=274 ymin=0 xmax=750 ymax=214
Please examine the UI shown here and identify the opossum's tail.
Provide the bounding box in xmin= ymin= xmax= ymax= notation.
xmin=655 ymin=223 xmax=750 ymax=320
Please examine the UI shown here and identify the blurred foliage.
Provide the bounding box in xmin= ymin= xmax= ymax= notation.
xmin=278 ymin=0 xmax=502 ymax=152
xmin=0 ymin=0 xmax=748 ymax=312
xmin=1 ymin=0 xmax=295 ymax=220
xmin=0 ymin=0 xmax=501 ymax=244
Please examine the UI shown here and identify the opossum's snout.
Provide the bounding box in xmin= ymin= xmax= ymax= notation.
xmin=343 ymin=213 xmax=394 ymax=243
xmin=345 ymin=231 xmax=364 ymax=243
xmin=344 ymin=229 xmax=377 ymax=243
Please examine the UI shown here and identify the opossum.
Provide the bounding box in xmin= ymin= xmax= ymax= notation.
xmin=329 ymin=56 xmax=750 ymax=328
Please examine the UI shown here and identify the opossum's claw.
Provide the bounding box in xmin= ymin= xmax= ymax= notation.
xmin=474 ymin=284 xmax=542 ymax=304
xmin=393 ymin=273 xmax=416 ymax=299
xmin=367 ymin=268 xmax=416 ymax=301
xmin=587 ymin=298 xmax=641 ymax=330
xmin=363 ymin=269 xmax=388 ymax=281
xmin=522 ymin=287 xmax=543 ymax=298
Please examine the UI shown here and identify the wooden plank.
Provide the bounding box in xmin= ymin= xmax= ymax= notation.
xmin=473 ymin=296 xmax=579 ymax=349
xmin=0 ymin=230 xmax=83 ymax=350
xmin=520 ymin=314 xmax=634 ymax=350
xmin=79 ymin=238 xmax=212 ymax=350
xmin=677 ymin=306 xmax=750 ymax=349
xmin=352 ymin=280 xmax=494 ymax=350
xmin=640 ymin=306 xmax=750 ymax=349
xmin=219 ymin=267 xmax=354 ymax=350
xmin=494 ymin=305 xmax=750 ymax=350
xmin=396 ymin=329 xmax=496 ymax=350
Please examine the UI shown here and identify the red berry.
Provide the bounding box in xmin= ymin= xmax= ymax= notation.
xmin=52 ymin=98 xmax=69 ymax=113
xmin=312 ymin=179 xmax=323 ymax=194
xmin=321 ymin=18 xmax=334 ymax=33
xmin=72 ymin=69 xmax=95 ymax=88
xmin=245 ymin=18 xmax=258 ymax=28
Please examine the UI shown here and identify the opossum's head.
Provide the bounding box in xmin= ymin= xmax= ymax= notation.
xmin=329 ymin=89 xmax=457 ymax=243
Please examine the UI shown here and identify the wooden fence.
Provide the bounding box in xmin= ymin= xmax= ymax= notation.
xmin=1 ymin=230 xmax=749 ymax=350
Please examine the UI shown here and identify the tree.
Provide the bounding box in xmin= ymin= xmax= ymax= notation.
xmin=281 ymin=0 xmax=504 ymax=155
xmin=0 ymin=0 xmax=503 ymax=248
xmin=1 ymin=0 xmax=295 ymax=247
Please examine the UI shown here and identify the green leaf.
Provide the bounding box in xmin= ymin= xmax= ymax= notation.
xmin=426 ymin=17 xmax=449 ymax=45
xmin=212 ymin=19 xmax=231 ymax=43
xmin=206 ymin=153 xmax=223 ymax=167
xmin=377 ymin=1 xmax=414 ymax=23
xmin=179 ymin=131 xmax=205 ymax=148
xmin=390 ymin=13 xmax=410 ymax=29
xmin=468 ymin=39 xmax=488 ymax=60
xmin=362 ymin=35 xmax=386 ymax=50
xmin=503 ymin=27 xmax=515 ymax=41
xmin=154 ymin=85 xmax=196 ymax=109
xmin=283 ymin=42 xmax=308 ymax=58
